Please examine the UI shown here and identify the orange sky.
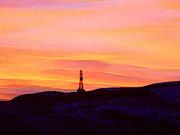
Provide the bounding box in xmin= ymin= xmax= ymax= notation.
xmin=0 ymin=0 xmax=180 ymax=100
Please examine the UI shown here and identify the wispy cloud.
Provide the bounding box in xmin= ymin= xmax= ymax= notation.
xmin=0 ymin=0 xmax=108 ymax=8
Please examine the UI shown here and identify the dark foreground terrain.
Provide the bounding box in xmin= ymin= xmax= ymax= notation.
xmin=0 ymin=81 xmax=180 ymax=135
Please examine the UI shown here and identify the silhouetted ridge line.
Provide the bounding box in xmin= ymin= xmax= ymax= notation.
xmin=143 ymin=81 xmax=180 ymax=89
xmin=8 ymin=81 xmax=180 ymax=104
xmin=0 ymin=81 xmax=180 ymax=135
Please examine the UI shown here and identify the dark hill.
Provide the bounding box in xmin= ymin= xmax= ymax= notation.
xmin=0 ymin=81 xmax=180 ymax=135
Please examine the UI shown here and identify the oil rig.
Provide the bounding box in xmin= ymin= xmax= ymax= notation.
xmin=77 ymin=70 xmax=86 ymax=94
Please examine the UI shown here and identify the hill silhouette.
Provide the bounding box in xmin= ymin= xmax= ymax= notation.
xmin=0 ymin=81 xmax=180 ymax=135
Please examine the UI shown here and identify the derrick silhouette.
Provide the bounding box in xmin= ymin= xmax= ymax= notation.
xmin=77 ymin=70 xmax=86 ymax=94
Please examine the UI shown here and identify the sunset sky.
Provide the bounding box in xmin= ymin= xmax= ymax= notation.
xmin=0 ymin=0 xmax=180 ymax=100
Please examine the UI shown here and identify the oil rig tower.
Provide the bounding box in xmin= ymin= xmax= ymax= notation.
xmin=77 ymin=70 xmax=86 ymax=94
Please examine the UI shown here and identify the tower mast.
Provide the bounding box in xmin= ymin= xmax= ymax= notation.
xmin=77 ymin=70 xmax=85 ymax=94
xmin=79 ymin=70 xmax=84 ymax=90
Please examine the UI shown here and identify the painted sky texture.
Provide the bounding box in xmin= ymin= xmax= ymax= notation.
xmin=0 ymin=0 xmax=180 ymax=100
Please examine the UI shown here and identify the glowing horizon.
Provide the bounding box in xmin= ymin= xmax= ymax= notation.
xmin=0 ymin=0 xmax=180 ymax=100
